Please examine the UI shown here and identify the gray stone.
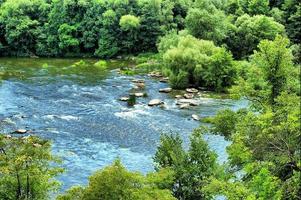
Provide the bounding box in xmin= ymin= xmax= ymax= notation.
xmin=15 ymin=129 xmax=27 ymax=134
xmin=159 ymin=88 xmax=172 ymax=93
xmin=148 ymin=99 xmax=163 ymax=106
xmin=184 ymin=93 xmax=194 ymax=99
xmin=192 ymin=114 xmax=200 ymax=121
xmin=186 ymin=88 xmax=199 ymax=93
xmin=119 ymin=97 xmax=129 ymax=101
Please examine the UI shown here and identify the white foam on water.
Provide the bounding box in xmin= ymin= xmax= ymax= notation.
xmin=114 ymin=106 xmax=151 ymax=120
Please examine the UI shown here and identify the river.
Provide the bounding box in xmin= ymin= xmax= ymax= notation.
xmin=0 ymin=58 xmax=247 ymax=192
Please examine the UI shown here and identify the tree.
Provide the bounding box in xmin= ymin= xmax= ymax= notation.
xmin=247 ymin=0 xmax=270 ymax=15
xmin=231 ymin=35 xmax=296 ymax=108
xmin=0 ymin=135 xmax=63 ymax=200
xmin=0 ymin=0 xmax=49 ymax=56
xmin=185 ymin=0 xmax=230 ymax=44
xmin=57 ymin=160 xmax=176 ymax=200
xmin=154 ymin=131 xmax=217 ymax=200
xmin=160 ymin=33 xmax=236 ymax=91
xmin=58 ymin=23 xmax=79 ymax=54
xmin=205 ymin=35 xmax=300 ymax=199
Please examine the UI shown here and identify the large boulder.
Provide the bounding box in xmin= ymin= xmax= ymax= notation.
xmin=148 ymin=99 xmax=163 ymax=106
xmin=159 ymin=88 xmax=172 ymax=93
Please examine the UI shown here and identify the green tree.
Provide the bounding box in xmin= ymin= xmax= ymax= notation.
xmin=0 ymin=0 xmax=49 ymax=56
xmin=160 ymin=33 xmax=236 ymax=91
xmin=185 ymin=0 xmax=229 ymax=44
xmin=0 ymin=135 xmax=62 ymax=200
xmin=154 ymin=131 xmax=217 ymax=200
xmin=227 ymin=14 xmax=285 ymax=58
xmin=231 ymin=36 xmax=296 ymax=108
xmin=57 ymin=160 xmax=176 ymax=200
xmin=58 ymin=23 xmax=79 ymax=54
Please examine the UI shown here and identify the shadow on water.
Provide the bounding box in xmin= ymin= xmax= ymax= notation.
xmin=0 ymin=58 xmax=248 ymax=193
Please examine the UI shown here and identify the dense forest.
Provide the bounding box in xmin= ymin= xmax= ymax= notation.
xmin=0 ymin=0 xmax=300 ymax=200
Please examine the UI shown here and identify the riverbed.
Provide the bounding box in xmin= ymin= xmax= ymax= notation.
xmin=0 ymin=58 xmax=247 ymax=192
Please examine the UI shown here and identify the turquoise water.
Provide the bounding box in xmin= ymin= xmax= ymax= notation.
xmin=0 ymin=58 xmax=247 ymax=192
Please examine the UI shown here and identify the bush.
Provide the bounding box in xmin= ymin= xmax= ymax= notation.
xmin=94 ymin=60 xmax=107 ymax=70
xmin=160 ymin=33 xmax=236 ymax=91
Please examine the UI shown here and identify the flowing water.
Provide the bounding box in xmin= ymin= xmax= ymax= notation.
xmin=0 ymin=58 xmax=247 ymax=192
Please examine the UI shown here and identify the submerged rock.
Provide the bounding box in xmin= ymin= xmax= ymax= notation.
xmin=175 ymin=95 xmax=182 ymax=99
xmin=186 ymin=88 xmax=199 ymax=93
xmin=148 ymin=99 xmax=163 ymax=106
xmin=159 ymin=88 xmax=172 ymax=93
xmin=135 ymin=82 xmax=145 ymax=88
xmin=179 ymin=103 xmax=190 ymax=109
xmin=132 ymin=79 xmax=145 ymax=83
xmin=192 ymin=114 xmax=200 ymax=121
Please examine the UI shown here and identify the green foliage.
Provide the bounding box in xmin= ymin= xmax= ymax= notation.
xmin=160 ymin=33 xmax=236 ymax=91
xmin=58 ymin=24 xmax=79 ymax=54
xmin=0 ymin=0 xmax=49 ymax=56
xmin=0 ymin=0 xmax=188 ymax=58
xmin=154 ymin=131 xmax=217 ymax=200
xmin=94 ymin=60 xmax=107 ymax=70
xmin=0 ymin=135 xmax=63 ymax=200
xmin=120 ymin=15 xmax=140 ymax=31
xmin=58 ymin=160 xmax=176 ymax=200
xmin=205 ymin=35 xmax=301 ymax=199
xmin=185 ymin=0 xmax=230 ymax=44
xmin=247 ymin=0 xmax=270 ymax=15
xmin=231 ymin=35 xmax=296 ymax=108
xmin=127 ymin=94 xmax=136 ymax=107
xmin=227 ymin=14 xmax=285 ymax=58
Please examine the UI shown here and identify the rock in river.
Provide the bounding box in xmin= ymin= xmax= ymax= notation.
xmin=135 ymin=82 xmax=145 ymax=88
xmin=192 ymin=114 xmax=200 ymax=121
xmin=15 ymin=129 xmax=27 ymax=134
xmin=132 ymin=79 xmax=145 ymax=84
xmin=159 ymin=77 xmax=169 ymax=83
xmin=148 ymin=99 xmax=163 ymax=106
xmin=184 ymin=93 xmax=194 ymax=99
xmin=179 ymin=103 xmax=190 ymax=109
xmin=134 ymin=93 xmax=145 ymax=97
xmin=186 ymin=88 xmax=199 ymax=93
xmin=119 ymin=97 xmax=129 ymax=101
xmin=159 ymin=88 xmax=172 ymax=93
xmin=176 ymin=99 xmax=200 ymax=106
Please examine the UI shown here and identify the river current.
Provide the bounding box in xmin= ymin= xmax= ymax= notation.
xmin=0 ymin=58 xmax=247 ymax=192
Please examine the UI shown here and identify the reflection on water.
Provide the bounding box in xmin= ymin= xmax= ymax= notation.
xmin=0 ymin=58 xmax=247 ymax=192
